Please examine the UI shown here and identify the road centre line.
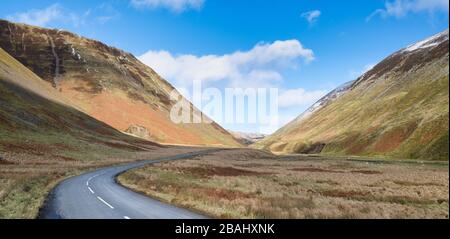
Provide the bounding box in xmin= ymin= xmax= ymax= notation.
xmin=97 ymin=196 xmax=114 ymax=209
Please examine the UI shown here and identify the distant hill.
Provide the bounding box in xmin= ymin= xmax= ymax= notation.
xmin=230 ymin=131 xmax=266 ymax=145
xmin=254 ymin=29 xmax=449 ymax=160
xmin=0 ymin=19 xmax=241 ymax=147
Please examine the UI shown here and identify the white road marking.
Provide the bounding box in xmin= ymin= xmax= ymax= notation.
xmin=87 ymin=173 xmax=102 ymax=185
xmin=123 ymin=216 xmax=131 ymax=219
xmin=88 ymin=187 xmax=95 ymax=194
xmin=97 ymin=196 xmax=114 ymax=209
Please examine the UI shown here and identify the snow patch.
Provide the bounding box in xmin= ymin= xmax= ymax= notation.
xmin=71 ymin=45 xmax=84 ymax=61
xmin=403 ymin=29 xmax=449 ymax=53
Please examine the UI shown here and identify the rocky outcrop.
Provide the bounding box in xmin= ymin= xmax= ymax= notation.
xmin=125 ymin=125 xmax=151 ymax=140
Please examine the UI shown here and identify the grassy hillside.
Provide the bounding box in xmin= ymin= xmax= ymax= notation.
xmin=255 ymin=30 xmax=449 ymax=161
xmin=0 ymin=19 xmax=241 ymax=147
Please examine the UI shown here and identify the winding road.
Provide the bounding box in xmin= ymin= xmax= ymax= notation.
xmin=40 ymin=150 xmax=214 ymax=219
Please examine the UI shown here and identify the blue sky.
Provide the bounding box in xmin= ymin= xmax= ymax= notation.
xmin=1 ymin=0 xmax=449 ymax=134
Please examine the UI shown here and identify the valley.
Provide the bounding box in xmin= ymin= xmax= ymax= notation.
xmin=0 ymin=17 xmax=448 ymax=220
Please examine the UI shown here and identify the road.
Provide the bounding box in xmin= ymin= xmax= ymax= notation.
xmin=39 ymin=150 xmax=214 ymax=219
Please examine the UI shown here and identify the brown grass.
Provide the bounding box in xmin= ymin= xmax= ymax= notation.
xmin=181 ymin=166 xmax=271 ymax=178
xmin=118 ymin=148 xmax=449 ymax=219
xmin=292 ymin=167 xmax=343 ymax=173
xmin=374 ymin=122 xmax=418 ymax=153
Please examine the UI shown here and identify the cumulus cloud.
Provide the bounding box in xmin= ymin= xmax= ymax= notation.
xmin=367 ymin=0 xmax=449 ymax=20
xmin=139 ymin=40 xmax=314 ymax=88
xmin=278 ymin=88 xmax=327 ymax=108
xmin=301 ymin=10 xmax=321 ymax=24
xmin=131 ymin=0 xmax=205 ymax=12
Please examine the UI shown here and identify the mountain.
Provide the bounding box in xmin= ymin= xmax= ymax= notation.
xmin=254 ymin=29 xmax=449 ymax=160
xmin=1 ymin=46 xmax=159 ymax=157
xmin=229 ymin=131 xmax=266 ymax=145
xmin=0 ymin=19 xmax=241 ymax=147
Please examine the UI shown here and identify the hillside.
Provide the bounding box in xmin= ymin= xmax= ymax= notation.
xmin=254 ymin=29 xmax=449 ymax=160
xmin=1 ymin=46 xmax=160 ymax=158
xmin=0 ymin=19 xmax=241 ymax=147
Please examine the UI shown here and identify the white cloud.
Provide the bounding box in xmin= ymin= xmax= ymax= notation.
xmin=6 ymin=4 xmax=63 ymax=27
xmin=6 ymin=3 xmax=120 ymax=28
xmin=367 ymin=0 xmax=449 ymax=20
xmin=131 ymin=0 xmax=205 ymax=12
xmin=278 ymin=88 xmax=327 ymax=108
xmin=301 ymin=10 xmax=321 ymax=24
xmin=139 ymin=40 xmax=314 ymax=88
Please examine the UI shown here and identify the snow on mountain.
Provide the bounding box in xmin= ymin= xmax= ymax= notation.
xmin=403 ymin=29 xmax=449 ymax=53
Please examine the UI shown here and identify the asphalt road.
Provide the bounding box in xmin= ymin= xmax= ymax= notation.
xmin=40 ymin=150 xmax=214 ymax=219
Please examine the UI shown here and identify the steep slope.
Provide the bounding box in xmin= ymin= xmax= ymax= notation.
xmin=0 ymin=19 xmax=241 ymax=147
xmin=255 ymin=29 xmax=449 ymax=160
xmin=1 ymin=46 xmax=160 ymax=157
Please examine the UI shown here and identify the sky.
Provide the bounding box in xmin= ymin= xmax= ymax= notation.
xmin=1 ymin=0 xmax=449 ymax=134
